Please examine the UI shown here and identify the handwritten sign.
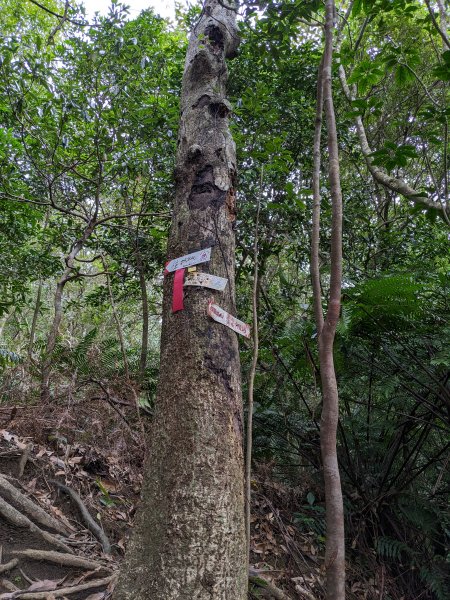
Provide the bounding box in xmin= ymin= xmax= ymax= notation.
xmin=207 ymin=301 xmax=250 ymax=338
xmin=185 ymin=272 xmax=228 ymax=291
xmin=165 ymin=248 xmax=211 ymax=273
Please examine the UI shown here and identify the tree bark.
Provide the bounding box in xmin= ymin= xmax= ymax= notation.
xmin=113 ymin=2 xmax=246 ymax=599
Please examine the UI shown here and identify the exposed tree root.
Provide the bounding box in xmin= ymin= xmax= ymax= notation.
xmin=17 ymin=569 xmax=33 ymax=585
xmin=51 ymin=481 xmax=111 ymax=554
xmin=0 ymin=574 xmax=115 ymax=599
xmin=0 ymin=561 xmax=18 ymax=575
xmin=249 ymin=568 xmax=293 ymax=600
xmin=0 ymin=581 xmax=19 ymax=593
xmin=0 ymin=497 xmax=72 ymax=554
xmin=0 ymin=475 xmax=69 ymax=535
xmin=12 ymin=550 xmax=109 ymax=572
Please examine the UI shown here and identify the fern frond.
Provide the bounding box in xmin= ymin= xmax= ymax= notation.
xmin=376 ymin=536 xmax=414 ymax=561
xmin=342 ymin=273 xmax=425 ymax=334
xmin=420 ymin=565 xmax=449 ymax=600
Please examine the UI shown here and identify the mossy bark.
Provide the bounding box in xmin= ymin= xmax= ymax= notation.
xmin=113 ymin=2 xmax=246 ymax=599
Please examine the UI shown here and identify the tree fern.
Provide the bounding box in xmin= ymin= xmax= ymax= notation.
xmin=294 ymin=506 xmax=326 ymax=539
xmin=341 ymin=273 xmax=425 ymax=335
xmin=398 ymin=495 xmax=440 ymax=536
xmin=72 ymin=328 xmax=98 ymax=368
xmin=52 ymin=329 xmax=98 ymax=375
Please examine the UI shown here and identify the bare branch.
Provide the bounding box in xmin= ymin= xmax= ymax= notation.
xmin=95 ymin=212 xmax=170 ymax=226
xmin=424 ymin=0 xmax=450 ymax=49
xmin=337 ymin=62 xmax=448 ymax=217
xmin=27 ymin=0 xmax=91 ymax=27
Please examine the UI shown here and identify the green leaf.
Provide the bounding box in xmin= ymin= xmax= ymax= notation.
xmin=395 ymin=64 xmax=414 ymax=86
xmin=307 ymin=492 xmax=315 ymax=506
xmin=432 ymin=62 xmax=450 ymax=81
xmin=352 ymin=0 xmax=364 ymax=16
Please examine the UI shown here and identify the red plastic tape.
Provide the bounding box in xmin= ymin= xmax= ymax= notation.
xmin=172 ymin=268 xmax=185 ymax=312
xmin=164 ymin=260 xmax=170 ymax=275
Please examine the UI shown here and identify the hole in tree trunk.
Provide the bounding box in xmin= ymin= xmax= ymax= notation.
xmin=204 ymin=25 xmax=224 ymax=54
xmin=188 ymin=165 xmax=226 ymax=210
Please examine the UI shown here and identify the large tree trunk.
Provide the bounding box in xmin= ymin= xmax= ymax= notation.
xmin=113 ymin=2 xmax=246 ymax=599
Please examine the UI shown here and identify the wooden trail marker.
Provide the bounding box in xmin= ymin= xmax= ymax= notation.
xmin=185 ymin=272 xmax=228 ymax=292
xmin=165 ymin=247 xmax=211 ymax=273
xmin=164 ymin=248 xmax=212 ymax=313
xmin=207 ymin=301 xmax=250 ymax=338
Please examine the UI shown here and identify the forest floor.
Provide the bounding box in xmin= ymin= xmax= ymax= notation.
xmin=0 ymin=398 xmax=398 ymax=600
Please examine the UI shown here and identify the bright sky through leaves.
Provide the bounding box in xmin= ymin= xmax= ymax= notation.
xmin=83 ymin=0 xmax=176 ymax=20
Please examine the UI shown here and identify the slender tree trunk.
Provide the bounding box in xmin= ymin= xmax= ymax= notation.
xmin=40 ymin=273 xmax=68 ymax=402
xmin=136 ymin=259 xmax=149 ymax=378
xmin=311 ymin=57 xmax=325 ymax=335
xmin=321 ymin=1 xmax=345 ymax=596
xmin=28 ymin=210 xmax=50 ymax=362
xmin=424 ymin=0 xmax=450 ymax=49
xmin=124 ymin=195 xmax=149 ymax=380
xmin=0 ymin=312 xmax=12 ymax=341
xmin=40 ymin=221 xmax=96 ymax=401
xmin=102 ymin=257 xmax=129 ymax=379
xmin=245 ymin=168 xmax=262 ymax=561
xmin=310 ymin=1 xmax=346 ymax=598
xmin=435 ymin=0 xmax=448 ymax=37
xmin=113 ymin=2 xmax=246 ymax=599
xmin=27 ymin=280 xmax=42 ymax=362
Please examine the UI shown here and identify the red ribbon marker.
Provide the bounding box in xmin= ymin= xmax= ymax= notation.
xmin=164 ymin=261 xmax=170 ymax=275
xmin=172 ymin=268 xmax=185 ymax=313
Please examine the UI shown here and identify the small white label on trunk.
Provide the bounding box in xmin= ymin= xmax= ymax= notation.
xmin=185 ymin=272 xmax=228 ymax=291
xmin=207 ymin=301 xmax=250 ymax=338
xmin=165 ymin=247 xmax=211 ymax=273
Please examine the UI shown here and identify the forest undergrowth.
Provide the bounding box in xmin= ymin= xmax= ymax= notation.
xmin=0 ymin=373 xmax=426 ymax=600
